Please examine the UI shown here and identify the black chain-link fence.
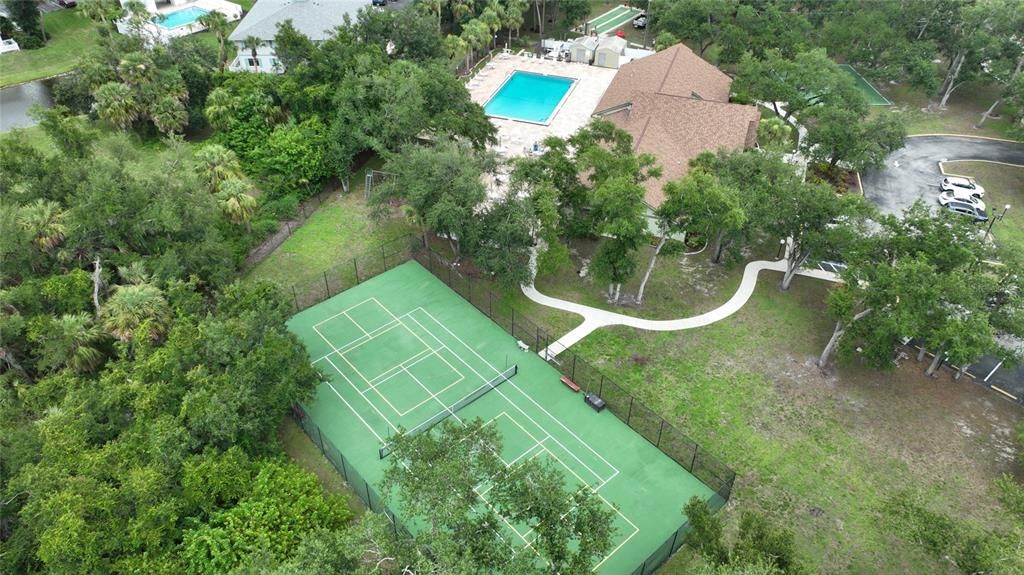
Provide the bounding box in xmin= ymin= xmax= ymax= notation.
xmin=290 ymin=405 xmax=414 ymax=542
xmin=284 ymin=238 xmax=737 ymax=574
xmin=269 ymin=234 xmax=421 ymax=312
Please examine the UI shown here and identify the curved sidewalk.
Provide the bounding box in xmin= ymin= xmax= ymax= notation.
xmin=523 ymin=260 xmax=841 ymax=357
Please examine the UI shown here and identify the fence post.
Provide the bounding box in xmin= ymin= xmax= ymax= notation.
xmin=381 ymin=244 xmax=386 ymax=270
xmin=627 ymin=397 xmax=634 ymax=425
xmin=598 ymin=374 xmax=604 ymax=397
xmin=670 ymin=528 xmax=680 ymax=552
xmin=354 ymin=259 xmax=360 ymax=284
xmin=690 ymin=445 xmax=698 ymax=472
xmin=448 ymin=265 xmax=452 ymax=286
xmin=571 ymin=354 xmax=577 ymax=380
xmin=656 ymin=420 xmax=665 ymax=447
xmin=340 ymin=451 xmax=348 ymax=481
xmin=316 ymin=426 xmax=325 ymax=451
xmin=323 ymin=272 xmax=330 ymax=297
xmin=468 ymin=275 xmax=472 ymax=303
xmin=511 ymin=308 xmax=516 ymax=337
xmin=488 ymin=290 xmax=493 ymax=318
xmin=291 ymin=285 xmax=299 ymax=310
xmin=365 ymin=482 xmax=373 ymax=510
xmin=536 ymin=327 xmax=541 ymax=352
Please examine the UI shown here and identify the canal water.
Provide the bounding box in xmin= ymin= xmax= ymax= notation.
xmin=0 ymin=78 xmax=55 ymax=132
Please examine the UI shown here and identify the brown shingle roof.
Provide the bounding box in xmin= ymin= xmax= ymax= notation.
xmin=596 ymin=43 xmax=733 ymax=112
xmin=597 ymin=93 xmax=760 ymax=207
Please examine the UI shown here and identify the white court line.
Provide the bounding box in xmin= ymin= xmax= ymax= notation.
xmin=409 ymin=308 xmax=618 ymax=484
xmin=314 ymin=325 xmax=400 ymax=434
xmin=404 ymin=364 xmax=461 ymax=419
xmin=344 ymin=310 xmax=369 ymax=335
xmin=362 ymin=347 xmax=435 ymax=389
xmin=376 ymin=303 xmax=447 ymax=364
xmin=313 ymin=297 xmax=390 ymax=328
xmin=323 ymin=355 xmax=400 ymax=434
xmin=388 ymin=358 xmax=466 ymax=417
xmin=337 ymin=320 xmax=425 ymax=371
xmin=311 ymin=319 xmax=401 ymax=363
xmin=321 ymin=379 xmax=386 ymax=443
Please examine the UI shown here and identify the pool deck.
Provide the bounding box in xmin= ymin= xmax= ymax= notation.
xmin=468 ymin=54 xmax=618 ymax=159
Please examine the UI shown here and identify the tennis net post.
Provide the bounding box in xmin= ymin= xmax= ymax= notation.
xmin=378 ymin=364 xmax=518 ymax=459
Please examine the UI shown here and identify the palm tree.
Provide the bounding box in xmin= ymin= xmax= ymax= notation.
xmin=243 ymin=35 xmax=263 ymax=72
xmin=198 ymin=11 xmax=230 ymax=71
xmin=196 ymin=145 xmax=243 ymax=193
xmin=38 ymin=313 xmax=107 ymax=373
xmin=79 ymin=0 xmax=124 ymax=32
xmin=151 ymin=94 xmax=188 ymax=135
xmin=94 ymin=82 xmax=138 ymax=130
xmin=204 ymin=87 xmax=234 ymax=131
xmin=17 ymin=199 xmax=67 ymax=252
xmin=479 ymin=6 xmax=501 ymax=49
xmin=101 ymin=283 xmax=172 ymax=343
xmin=217 ymin=179 xmax=258 ymax=231
xmin=117 ymin=261 xmax=151 ymax=285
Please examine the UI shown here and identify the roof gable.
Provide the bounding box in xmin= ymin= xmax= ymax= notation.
xmin=596 ymin=43 xmax=733 ymax=111
xmin=229 ymin=0 xmax=364 ymax=42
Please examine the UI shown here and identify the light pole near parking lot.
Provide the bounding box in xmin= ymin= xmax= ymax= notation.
xmin=985 ymin=204 xmax=1011 ymax=239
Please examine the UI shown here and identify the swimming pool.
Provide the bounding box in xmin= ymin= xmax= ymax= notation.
xmin=153 ymin=6 xmax=209 ymax=29
xmin=484 ymin=71 xmax=576 ymax=124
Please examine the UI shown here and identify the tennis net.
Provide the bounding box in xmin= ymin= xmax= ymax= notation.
xmin=379 ymin=364 xmax=518 ymax=458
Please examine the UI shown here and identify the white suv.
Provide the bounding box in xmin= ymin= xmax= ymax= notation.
xmin=939 ymin=176 xmax=985 ymax=198
xmin=938 ymin=188 xmax=986 ymax=209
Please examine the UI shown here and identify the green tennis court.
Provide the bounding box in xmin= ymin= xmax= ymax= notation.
xmin=838 ymin=63 xmax=891 ymax=106
xmin=582 ymin=4 xmax=644 ymax=35
xmin=288 ymin=261 xmax=716 ymax=573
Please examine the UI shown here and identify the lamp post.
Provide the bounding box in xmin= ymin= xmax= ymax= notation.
xmin=777 ymin=238 xmax=786 ymax=259
xmin=985 ymin=204 xmax=1011 ymax=239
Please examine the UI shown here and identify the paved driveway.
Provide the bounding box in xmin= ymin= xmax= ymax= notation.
xmin=861 ymin=135 xmax=1024 ymax=216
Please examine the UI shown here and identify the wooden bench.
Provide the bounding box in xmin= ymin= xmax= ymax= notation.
xmin=560 ymin=376 xmax=581 ymax=393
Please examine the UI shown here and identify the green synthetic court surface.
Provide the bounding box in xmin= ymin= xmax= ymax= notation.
xmin=838 ymin=64 xmax=892 ymax=106
xmin=583 ymin=4 xmax=644 ymax=35
xmin=288 ymin=261 xmax=714 ymax=573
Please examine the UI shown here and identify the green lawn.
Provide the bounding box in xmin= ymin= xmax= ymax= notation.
xmin=245 ymin=161 xmax=416 ymax=287
xmin=555 ymin=270 xmax=1021 ymax=574
xmin=880 ymin=81 xmax=1020 ymax=141
xmin=0 ymin=9 xmax=100 ymax=87
xmin=943 ymin=161 xmax=1024 ymax=254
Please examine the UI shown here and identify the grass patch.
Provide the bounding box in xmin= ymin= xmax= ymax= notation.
xmin=881 ymin=81 xmax=1019 ymax=141
xmin=245 ymin=161 xmax=415 ymax=286
xmin=279 ymin=416 xmax=366 ymax=516
xmin=0 ymin=10 xmax=100 ymax=87
xmin=563 ymin=271 xmax=1021 ymax=573
xmin=942 ymin=161 xmax=1024 ymax=254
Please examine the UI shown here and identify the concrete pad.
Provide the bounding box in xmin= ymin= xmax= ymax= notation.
xmin=468 ymin=55 xmax=617 ymax=158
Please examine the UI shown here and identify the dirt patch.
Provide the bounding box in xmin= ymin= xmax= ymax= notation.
xmin=766 ymin=353 xmax=1021 ymax=521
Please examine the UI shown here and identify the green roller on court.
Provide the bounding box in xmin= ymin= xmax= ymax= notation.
xmin=288 ymin=261 xmax=716 ymax=573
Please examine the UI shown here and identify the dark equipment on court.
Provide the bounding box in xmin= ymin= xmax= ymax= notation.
xmin=585 ymin=392 xmax=606 ymax=412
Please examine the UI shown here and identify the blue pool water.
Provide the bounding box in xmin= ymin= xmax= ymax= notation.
xmin=153 ymin=6 xmax=209 ymax=29
xmin=484 ymin=71 xmax=575 ymax=124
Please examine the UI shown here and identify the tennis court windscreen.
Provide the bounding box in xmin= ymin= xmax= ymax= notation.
xmin=378 ymin=364 xmax=518 ymax=459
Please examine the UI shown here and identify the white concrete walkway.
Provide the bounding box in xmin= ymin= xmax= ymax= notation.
xmin=524 ymin=259 xmax=842 ymax=358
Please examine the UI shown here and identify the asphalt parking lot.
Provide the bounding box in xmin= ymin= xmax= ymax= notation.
xmin=863 ymin=135 xmax=1024 ymax=401
xmin=861 ymin=135 xmax=1024 ymax=216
